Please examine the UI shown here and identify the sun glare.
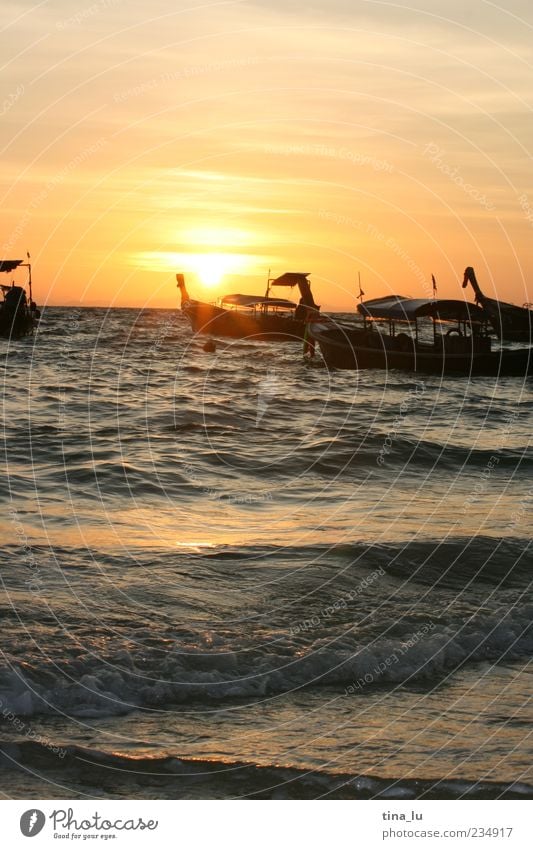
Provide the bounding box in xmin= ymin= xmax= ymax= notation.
xmin=194 ymin=254 xmax=228 ymax=287
xmin=187 ymin=251 xmax=250 ymax=288
xmin=134 ymin=250 xmax=253 ymax=290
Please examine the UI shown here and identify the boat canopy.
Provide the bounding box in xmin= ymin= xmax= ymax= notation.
xmin=0 ymin=260 xmax=24 ymax=273
xmin=1 ymin=284 xmax=25 ymax=293
xmin=221 ymin=294 xmax=296 ymax=308
xmin=358 ymin=296 xmax=485 ymax=323
xmin=269 ymin=272 xmax=311 ymax=287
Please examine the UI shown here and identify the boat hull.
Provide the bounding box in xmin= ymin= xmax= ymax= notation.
xmin=0 ymin=307 xmax=34 ymax=338
xmin=183 ymin=300 xmax=306 ymax=341
xmin=311 ymin=324 xmax=533 ymax=377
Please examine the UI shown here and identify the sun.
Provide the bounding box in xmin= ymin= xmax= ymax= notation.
xmin=193 ymin=254 xmax=225 ymax=288
xmin=190 ymin=251 xmax=249 ymax=289
xmin=133 ymin=249 xmax=260 ymax=291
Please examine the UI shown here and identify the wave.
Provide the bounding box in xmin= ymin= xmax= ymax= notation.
xmin=2 ymin=535 xmax=529 ymax=584
xmin=183 ymin=536 xmax=532 ymax=585
xmin=1 ymin=741 xmax=531 ymax=799
xmin=1 ymin=605 xmax=531 ymax=719
xmin=43 ymin=439 xmax=530 ymax=491
xmin=303 ymin=433 xmax=533 ymax=475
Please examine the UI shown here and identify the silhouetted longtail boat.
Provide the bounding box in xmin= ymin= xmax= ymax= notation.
xmin=0 ymin=256 xmax=40 ymax=339
xmin=309 ymin=295 xmax=533 ymax=377
xmin=176 ymin=272 xmax=319 ymax=341
xmin=462 ymin=266 xmax=533 ymax=343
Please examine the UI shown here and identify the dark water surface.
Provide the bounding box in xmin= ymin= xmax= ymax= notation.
xmin=0 ymin=307 xmax=531 ymax=798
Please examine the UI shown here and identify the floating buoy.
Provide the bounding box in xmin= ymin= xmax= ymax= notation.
xmin=203 ymin=339 xmax=216 ymax=352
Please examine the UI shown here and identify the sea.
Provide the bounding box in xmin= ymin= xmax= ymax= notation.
xmin=0 ymin=306 xmax=532 ymax=800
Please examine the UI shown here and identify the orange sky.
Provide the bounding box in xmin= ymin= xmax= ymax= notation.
xmin=2 ymin=1 xmax=533 ymax=310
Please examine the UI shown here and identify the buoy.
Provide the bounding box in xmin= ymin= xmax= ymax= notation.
xmin=203 ymin=339 xmax=216 ymax=352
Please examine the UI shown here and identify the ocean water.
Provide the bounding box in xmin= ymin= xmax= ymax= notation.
xmin=0 ymin=306 xmax=532 ymax=799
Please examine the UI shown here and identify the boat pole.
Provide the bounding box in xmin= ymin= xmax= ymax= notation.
xmin=432 ymin=274 xmax=437 ymax=344
xmin=27 ymin=251 xmax=32 ymax=304
xmin=265 ymin=268 xmax=271 ymax=299
xmin=358 ymin=271 xmax=364 ymax=305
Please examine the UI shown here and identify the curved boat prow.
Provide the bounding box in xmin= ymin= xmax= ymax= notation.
xmin=298 ymin=276 xmax=319 ymax=310
xmin=176 ymin=273 xmax=190 ymax=307
xmin=268 ymin=272 xmax=320 ymax=311
xmin=462 ymin=267 xmax=483 ymax=303
xmin=461 ymin=265 xmax=532 ymax=342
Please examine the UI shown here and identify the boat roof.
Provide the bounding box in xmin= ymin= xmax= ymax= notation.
xmin=358 ymin=296 xmax=485 ymax=323
xmin=270 ymin=272 xmax=310 ymax=288
xmin=221 ymin=293 xmax=296 ymax=308
xmin=0 ymin=260 xmax=24 ymax=273
xmin=0 ymin=284 xmax=25 ymax=292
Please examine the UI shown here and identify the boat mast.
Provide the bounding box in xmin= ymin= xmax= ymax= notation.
xmin=265 ymin=268 xmax=271 ymax=299
xmin=357 ymin=271 xmax=364 ymax=305
xmin=431 ymin=274 xmax=437 ymax=343
xmin=22 ymin=251 xmax=33 ymax=304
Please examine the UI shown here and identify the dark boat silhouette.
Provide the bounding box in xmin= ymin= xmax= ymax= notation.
xmin=310 ymin=295 xmax=533 ymax=376
xmin=176 ymin=271 xmax=319 ymax=341
xmin=462 ymin=266 xmax=533 ymax=343
xmin=0 ymin=256 xmax=40 ymax=339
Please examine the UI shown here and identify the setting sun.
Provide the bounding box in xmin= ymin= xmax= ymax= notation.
xmin=134 ymin=250 xmax=254 ymax=292
xmin=193 ymin=253 xmax=237 ymax=288
xmin=195 ymin=256 xmax=222 ymax=287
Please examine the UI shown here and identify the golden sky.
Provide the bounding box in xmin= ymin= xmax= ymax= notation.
xmin=2 ymin=0 xmax=533 ymax=309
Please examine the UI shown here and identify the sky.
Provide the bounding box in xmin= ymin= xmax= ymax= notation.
xmin=2 ymin=0 xmax=533 ymax=309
